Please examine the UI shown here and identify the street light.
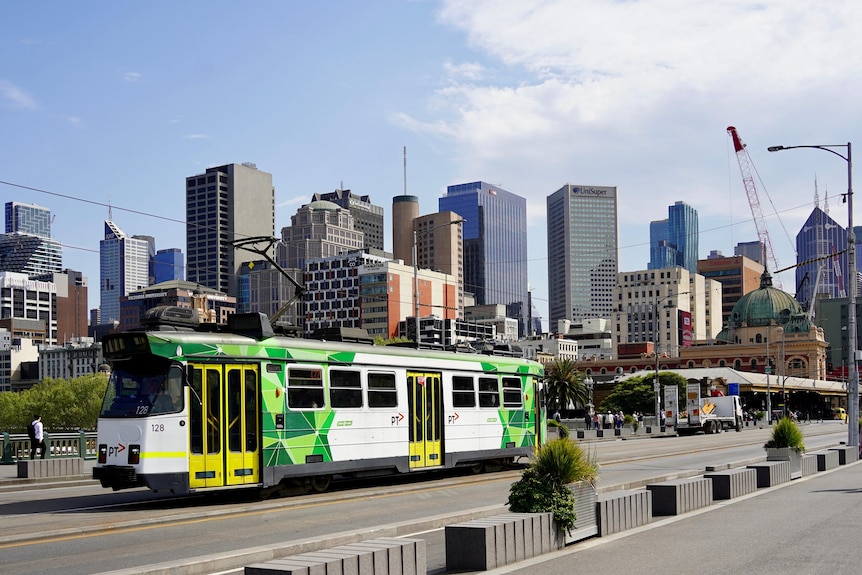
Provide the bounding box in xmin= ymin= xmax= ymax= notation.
xmin=652 ymin=290 xmax=690 ymax=426
xmin=412 ymin=218 xmax=465 ymax=347
xmin=768 ymin=142 xmax=855 ymax=448
xmin=584 ymin=375 xmax=594 ymax=415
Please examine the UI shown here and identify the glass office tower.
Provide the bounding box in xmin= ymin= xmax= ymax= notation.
xmin=795 ymin=206 xmax=847 ymax=311
xmin=5 ymin=201 xmax=51 ymax=238
xmin=440 ymin=182 xmax=528 ymax=336
xmin=649 ymin=201 xmax=699 ymax=273
xmin=547 ymin=185 xmax=619 ymax=326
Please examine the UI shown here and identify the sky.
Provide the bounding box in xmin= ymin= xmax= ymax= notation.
xmin=2 ymin=1 xmax=861 ymax=332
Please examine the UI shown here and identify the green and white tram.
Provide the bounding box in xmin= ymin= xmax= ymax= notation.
xmin=94 ymin=309 xmax=546 ymax=495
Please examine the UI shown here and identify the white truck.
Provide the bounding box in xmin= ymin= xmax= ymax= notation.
xmin=676 ymin=383 xmax=743 ymax=435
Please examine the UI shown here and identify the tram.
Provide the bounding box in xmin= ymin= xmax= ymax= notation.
xmin=93 ymin=307 xmax=546 ymax=495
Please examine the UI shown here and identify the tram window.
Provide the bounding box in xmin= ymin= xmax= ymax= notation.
xmin=330 ymin=369 xmax=363 ymax=408
xmin=206 ymin=370 xmax=221 ymax=454
xmin=228 ymin=368 xmax=242 ymax=452
xmin=287 ymin=367 xmax=324 ymax=409
xmin=478 ymin=377 xmax=500 ymax=408
xmin=452 ymin=376 xmax=476 ymax=408
xmin=368 ymin=372 xmax=397 ymax=408
xmin=190 ymin=368 xmax=203 ymax=455
xmin=502 ymin=377 xmax=523 ymax=408
xmin=245 ymin=370 xmax=258 ymax=452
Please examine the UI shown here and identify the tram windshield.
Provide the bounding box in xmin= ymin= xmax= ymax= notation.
xmin=100 ymin=360 xmax=184 ymax=417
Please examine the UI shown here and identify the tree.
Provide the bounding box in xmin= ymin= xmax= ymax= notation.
xmin=601 ymin=371 xmax=689 ymax=415
xmin=600 ymin=375 xmax=654 ymax=414
xmin=0 ymin=373 xmax=108 ymax=433
xmin=545 ymin=358 xmax=589 ymax=415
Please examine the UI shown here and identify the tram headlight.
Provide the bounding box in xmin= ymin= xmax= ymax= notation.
xmin=128 ymin=444 xmax=141 ymax=465
xmin=98 ymin=444 xmax=107 ymax=464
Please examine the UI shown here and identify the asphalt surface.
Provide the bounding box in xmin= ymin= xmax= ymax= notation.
xmin=2 ymin=425 xmax=854 ymax=575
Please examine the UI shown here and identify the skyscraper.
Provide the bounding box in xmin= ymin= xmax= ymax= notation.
xmin=154 ymin=248 xmax=185 ymax=284
xmin=1 ymin=201 xmax=62 ymax=276
xmin=547 ymin=184 xmax=619 ymax=326
xmin=392 ymin=194 xmax=419 ymax=265
xmin=273 ymin=199 xmax=364 ymax=329
xmin=414 ymin=211 xmax=464 ymax=319
xmin=734 ymin=240 xmax=765 ymax=265
xmin=312 ymin=189 xmax=384 ymax=251
xmin=795 ymin=205 xmax=847 ymax=311
xmin=5 ymin=202 xmax=51 ymax=237
xmin=440 ymin=181 xmax=528 ymax=335
xmin=649 ymin=201 xmax=699 ymax=273
xmin=99 ymin=221 xmax=150 ymax=325
xmin=186 ymin=163 xmax=275 ymax=298
xmin=0 ymin=233 xmax=62 ymax=276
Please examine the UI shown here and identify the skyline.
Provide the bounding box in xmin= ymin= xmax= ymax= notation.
xmin=2 ymin=1 xmax=860 ymax=329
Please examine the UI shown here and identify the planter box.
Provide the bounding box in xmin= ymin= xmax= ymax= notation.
xmin=564 ymin=481 xmax=598 ymax=544
xmin=766 ymin=447 xmax=803 ymax=479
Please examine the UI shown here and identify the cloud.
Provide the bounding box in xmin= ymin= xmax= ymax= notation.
xmin=277 ymin=196 xmax=308 ymax=208
xmin=124 ymin=72 xmax=143 ymax=83
xmin=65 ymin=116 xmax=83 ymax=127
xmin=185 ymin=134 xmax=209 ymax=140
xmin=443 ymin=60 xmax=484 ymax=81
xmin=0 ymin=79 xmax=38 ymax=109
xmin=405 ymin=1 xmax=862 ymax=227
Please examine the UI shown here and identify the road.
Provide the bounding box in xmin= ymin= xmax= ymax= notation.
xmin=0 ymin=421 xmax=850 ymax=574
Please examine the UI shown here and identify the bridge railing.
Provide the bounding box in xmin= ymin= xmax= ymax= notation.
xmin=1 ymin=431 xmax=98 ymax=464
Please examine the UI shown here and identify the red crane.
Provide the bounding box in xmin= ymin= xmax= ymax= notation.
xmin=727 ymin=125 xmax=783 ymax=289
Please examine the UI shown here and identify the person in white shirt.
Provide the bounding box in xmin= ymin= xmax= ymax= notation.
xmin=30 ymin=414 xmax=45 ymax=460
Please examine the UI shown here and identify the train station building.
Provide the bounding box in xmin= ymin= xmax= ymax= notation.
xmin=576 ymin=270 xmax=843 ymax=418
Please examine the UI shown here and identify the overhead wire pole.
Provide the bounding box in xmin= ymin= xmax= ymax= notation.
xmin=768 ymin=141 xmax=856 ymax=449
xmin=231 ymin=236 xmax=305 ymax=327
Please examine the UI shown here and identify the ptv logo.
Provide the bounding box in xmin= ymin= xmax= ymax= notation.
xmin=108 ymin=444 xmax=126 ymax=457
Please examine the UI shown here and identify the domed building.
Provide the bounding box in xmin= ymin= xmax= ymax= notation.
xmin=708 ymin=270 xmax=828 ymax=380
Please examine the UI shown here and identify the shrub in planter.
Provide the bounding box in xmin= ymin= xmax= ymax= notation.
xmin=508 ymin=438 xmax=598 ymax=532
xmin=764 ymin=416 xmax=805 ymax=451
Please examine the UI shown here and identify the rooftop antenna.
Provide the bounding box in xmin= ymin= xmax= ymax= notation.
xmin=824 ymin=181 xmax=830 ymax=215
xmin=814 ymin=176 xmax=820 ymax=209
xmin=108 ymin=199 xmax=113 ymax=222
xmin=403 ymin=146 xmax=407 ymax=195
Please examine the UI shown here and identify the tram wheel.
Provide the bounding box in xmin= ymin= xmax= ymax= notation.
xmin=310 ymin=474 xmax=332 ymax=493
xmin=469 ymin=463 xmax=485 ymax=474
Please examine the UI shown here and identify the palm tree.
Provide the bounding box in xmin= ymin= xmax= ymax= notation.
xmin=545 ymin=358 xmax=589 ymax=415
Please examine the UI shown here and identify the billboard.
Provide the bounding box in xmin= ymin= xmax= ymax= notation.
xmin=678 ymin=309 xmax=693 ymax=347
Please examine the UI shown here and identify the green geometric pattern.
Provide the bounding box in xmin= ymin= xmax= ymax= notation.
xmin=146 ymin=332 xmax=543 ymax=466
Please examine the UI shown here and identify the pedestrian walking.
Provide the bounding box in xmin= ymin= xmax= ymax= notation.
xmin=29 ymin=414 xmax=46 ymax=460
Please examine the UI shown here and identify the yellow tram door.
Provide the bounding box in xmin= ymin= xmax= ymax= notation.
xmin=188 ymin=363 xmax=260 ymax=489
xmin=407 ymin=371 xmax=443 ymax=469
xmin=225 ymin=365 xmax=260 ymax=486
xmin=188 ymin=364 xmax=225 ymax=488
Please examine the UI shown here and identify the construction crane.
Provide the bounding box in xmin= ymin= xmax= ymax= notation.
xmin=727 ymin=126 xmax=783 ymax=289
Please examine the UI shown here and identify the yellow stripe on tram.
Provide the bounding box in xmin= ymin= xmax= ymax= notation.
xmin=140 ymin=451 xmax=188 ymax=459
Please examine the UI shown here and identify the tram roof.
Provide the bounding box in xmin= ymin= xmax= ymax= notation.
xmin=139 ymin=329 xmax=542 ymax=368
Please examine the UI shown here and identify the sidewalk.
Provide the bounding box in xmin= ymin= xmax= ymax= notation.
xmin=0 ymin=457 xmax=97 ymax=490
xmin=496 ymin=459 xmax=862 ymax=575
